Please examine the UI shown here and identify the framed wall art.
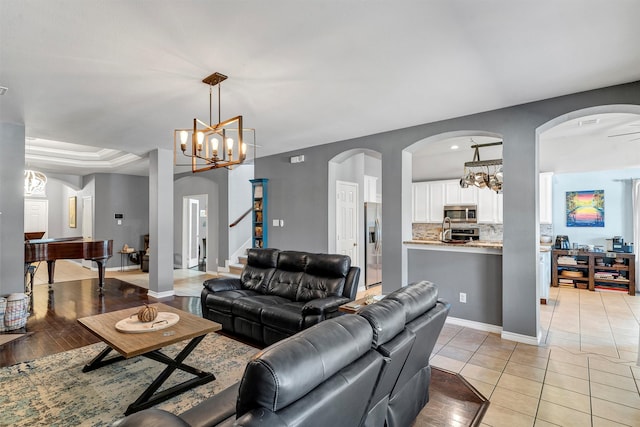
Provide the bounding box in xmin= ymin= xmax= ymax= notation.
xmin=69 ymin=196 xmax=77 ymax=228
xmin=566 ymin=190 xmax=604 ymax=227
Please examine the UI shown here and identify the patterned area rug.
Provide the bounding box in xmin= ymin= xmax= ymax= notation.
xmin=0 ymin=333 xmax=258 ymax=426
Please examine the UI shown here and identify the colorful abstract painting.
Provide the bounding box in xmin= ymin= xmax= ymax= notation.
xmin=566 ymin=190 xmax=604 ymax=227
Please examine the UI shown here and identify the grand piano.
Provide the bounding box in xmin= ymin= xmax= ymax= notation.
xmin=24 ymin=236 xmax=113 ymax=289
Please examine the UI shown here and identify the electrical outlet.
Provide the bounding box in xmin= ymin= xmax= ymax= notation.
xmin=459 ymin=292 xmax=467 ymax=303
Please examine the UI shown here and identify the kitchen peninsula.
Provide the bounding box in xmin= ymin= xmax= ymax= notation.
xmin=404 ymin=239 xmax=503 ymax=329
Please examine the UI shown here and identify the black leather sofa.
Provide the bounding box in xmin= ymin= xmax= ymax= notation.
xmin=114 ymin=280 xmax=450 ymax=427
xmin=201 ymin=248 xmax=360 ymax=345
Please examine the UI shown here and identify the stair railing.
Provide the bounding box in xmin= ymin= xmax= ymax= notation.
xmin=230 ymin=207 xmax=252 ymax=228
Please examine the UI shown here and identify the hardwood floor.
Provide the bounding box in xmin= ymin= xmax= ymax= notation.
xmin=1 ymin=267 xmax=486 ymax=426
xmin=0 ymin=278 xmax=198 ymax=367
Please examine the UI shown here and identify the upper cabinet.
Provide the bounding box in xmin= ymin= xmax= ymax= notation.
xmin=364 ymin=175 xmax=379 ymax=203
xmin=412 ymin=180 xmax=479 ymax=223
xmin=477 ymin=188 xmax=502 ymax=223
xmin=539 ymin=172 xmax=553 ymax=225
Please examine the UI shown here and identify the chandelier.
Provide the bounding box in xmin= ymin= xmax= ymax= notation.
xmin=174 ymin=72 xmax=252 ymax=173
xmin=24 ymin=169 xmax=47 ymax=196
xmin=459 ymin=141 xmax=503 ymax=193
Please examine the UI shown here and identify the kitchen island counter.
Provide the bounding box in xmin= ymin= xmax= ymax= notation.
xmin=404 ymin=239 xmax=502 ymax=254
xmin=406 ymin=239 xmax=503 ymax=329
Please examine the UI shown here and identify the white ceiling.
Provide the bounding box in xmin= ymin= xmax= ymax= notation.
xmin=2 ymin=1 xmax=640 ymax=177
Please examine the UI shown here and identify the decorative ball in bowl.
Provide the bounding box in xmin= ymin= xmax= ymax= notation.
xmin=137 ymin=304 xmax=158 ymax=323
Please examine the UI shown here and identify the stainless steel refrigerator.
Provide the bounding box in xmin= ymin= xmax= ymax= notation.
xmin=364 ymin=202 xmax=382 ymax=288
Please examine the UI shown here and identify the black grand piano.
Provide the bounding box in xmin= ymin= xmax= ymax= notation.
xmin=24 ymin=235 xmax=113 ymax=290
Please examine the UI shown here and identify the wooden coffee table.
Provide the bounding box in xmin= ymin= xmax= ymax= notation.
xmin=78 ymin=303 xmax=221 ymax=415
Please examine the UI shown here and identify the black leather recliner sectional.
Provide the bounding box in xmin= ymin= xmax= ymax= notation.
xmin=200 ymin=248 xmax=360 ymax=345
xmin=115 ymin=280 xmax=450 ymax=427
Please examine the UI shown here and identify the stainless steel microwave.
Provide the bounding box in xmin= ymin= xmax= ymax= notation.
xmin=443 ymin=205 xmax=477 ymax=223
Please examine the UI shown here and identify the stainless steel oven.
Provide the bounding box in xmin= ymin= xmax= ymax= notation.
xmin=443 ymin=205 xmax=477 ymax=223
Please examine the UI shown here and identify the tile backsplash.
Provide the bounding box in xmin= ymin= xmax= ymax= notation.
xmin=412 ymin=223 xmax=503 ymax=242
xmin=412 ymin=222 xmax=554 ymax=242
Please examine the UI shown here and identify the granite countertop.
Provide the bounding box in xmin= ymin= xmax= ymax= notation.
xmin=405 ymin=239 xmax=503 ymax=249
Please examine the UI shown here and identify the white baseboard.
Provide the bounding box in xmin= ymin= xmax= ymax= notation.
xmin=446 ymin=316 xmax=502 ymax=334
xmin=501 ymin=330 xmax=541 ymax=346
xmin=147 ymin=290 xmax=175 ymax=299
xmin=446 ymin=316 xmax=541 ymax=345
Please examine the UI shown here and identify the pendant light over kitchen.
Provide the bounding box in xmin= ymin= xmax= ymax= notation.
xmin=459 ymin=141 xmax=503 ymax=193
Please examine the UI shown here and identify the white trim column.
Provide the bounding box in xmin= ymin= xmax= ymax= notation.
xmin=148 ymin=148 xmax=174 ymax=298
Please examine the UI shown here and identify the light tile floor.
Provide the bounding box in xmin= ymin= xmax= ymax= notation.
xmin=428 ymin=286 xmax=640 ymax=426
xmin=35 ymin=263 xmax=640 ymax=425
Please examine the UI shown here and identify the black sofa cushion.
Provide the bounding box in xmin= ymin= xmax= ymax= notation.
xmin=231 ymin=295 xmax=290 ymax=322
xmin=237 ymin=315 xmax=374 ymax=414
xmin=386 ymin=279 xmax=438 ymax=323
xmin=296 ymin=253 xmax=350 ymax=301
xmin=240 ymin=248 xmax=279 ymax=291
xmin=260 ymin=301 xmax=306 ymax=331
xmin=203 ymin=289 xmax=260 ymax=314
xmin=358 ymin=298 xmax=406 ymax=349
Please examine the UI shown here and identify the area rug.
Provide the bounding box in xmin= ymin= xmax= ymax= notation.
xmin=0 ymin=333 xmax=258 ymax=427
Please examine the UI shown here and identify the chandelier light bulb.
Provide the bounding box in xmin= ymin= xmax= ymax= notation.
xmin=180 ymin=131 xmax=188 ymax=151
xmin=196 ymin=132 xmax=204 ymax=151
xmin=211 ymin=136 xmax=219 ymax=156
xmin=226 ymin=137 xmax=234 ymax=157
xmin=241 ymin=142 xmax=247 ymax=156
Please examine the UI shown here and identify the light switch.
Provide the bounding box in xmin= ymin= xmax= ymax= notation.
xmin=272 ymin=219 xmax=279 ymax=227
xmin=279 ymin=219 xmax=284 ymax=227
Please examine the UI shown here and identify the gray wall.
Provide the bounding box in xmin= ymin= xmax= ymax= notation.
xmin=255 ymin=81 xmax=640 ymax=339
xmin=92 ymin=173 xmax=149 ymax=269
xmin=0 ymin=123 xmax=25 ymax=295
xmin=408 ymin=249 xmax=503 ymax=326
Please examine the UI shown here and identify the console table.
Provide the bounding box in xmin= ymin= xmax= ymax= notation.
xmin=551 ymin=249 xmax=635 ymax=296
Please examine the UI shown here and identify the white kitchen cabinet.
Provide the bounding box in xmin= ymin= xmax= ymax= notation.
xmin=364 ymin=175 xmax=379 ymax=203
xmin=539 ymin=250 xmax=551 ymax=303
xmin=477 ymin=189 xmax=502 ymax=223
xmin=428 ymin=181 xmax=445 ymax=223
xmin=412 ymin=179 xmax=480 ymax=223
xmin=443 ymin=181 xmax=478 ymax=205
xmin=412 ymin=182 xmax=429 ymax=222
xmin=539 ymin=172 xmax=553 ymax=224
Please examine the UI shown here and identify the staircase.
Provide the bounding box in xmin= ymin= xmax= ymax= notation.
xmin=221 ymin=254 xmax=247 ymax=278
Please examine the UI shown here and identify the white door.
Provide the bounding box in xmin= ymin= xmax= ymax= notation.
xmin=183 ymin=198 xmax=199 ymax=269
xmin=336 ymin=181 xmax=358 ymax=265
xmin=82 ymin=196 xmax=93 ymax=268
xmin=24 ymin=199 xmax=48 ymax=237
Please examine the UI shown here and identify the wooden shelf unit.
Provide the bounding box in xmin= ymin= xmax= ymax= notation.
xmin=551 ymin=249 xmax=635 ymax=296
xmin=250 ymin=178 xmax=268 ymax=249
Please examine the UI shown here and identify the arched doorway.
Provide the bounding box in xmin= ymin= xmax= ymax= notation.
xmin=536 ymin=105 xmax=640 ymax=347
xmin=328 ymin=149 xmax=382 ymax=291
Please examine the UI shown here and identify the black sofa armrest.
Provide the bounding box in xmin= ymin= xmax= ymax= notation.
xmin=234 ymin=409 xmax=288 ymax=426
xmin=302 ymin=295 xmax=351 ymax=316
xmin=203 ymin=277 xmax=243 ymax=293
xmin=179 ymin=382 xmax=240 ymax=427
xmin=113 ymin=409 xmax=190 ymax=427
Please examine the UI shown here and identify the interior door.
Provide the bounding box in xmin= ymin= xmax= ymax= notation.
xmin=336 ymin=181 xmax=358 ymax=265
xmin=24 ymin=199 xmax=48 ymax=237
xmin=187 ymin=198 xmax=199 ymax=269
